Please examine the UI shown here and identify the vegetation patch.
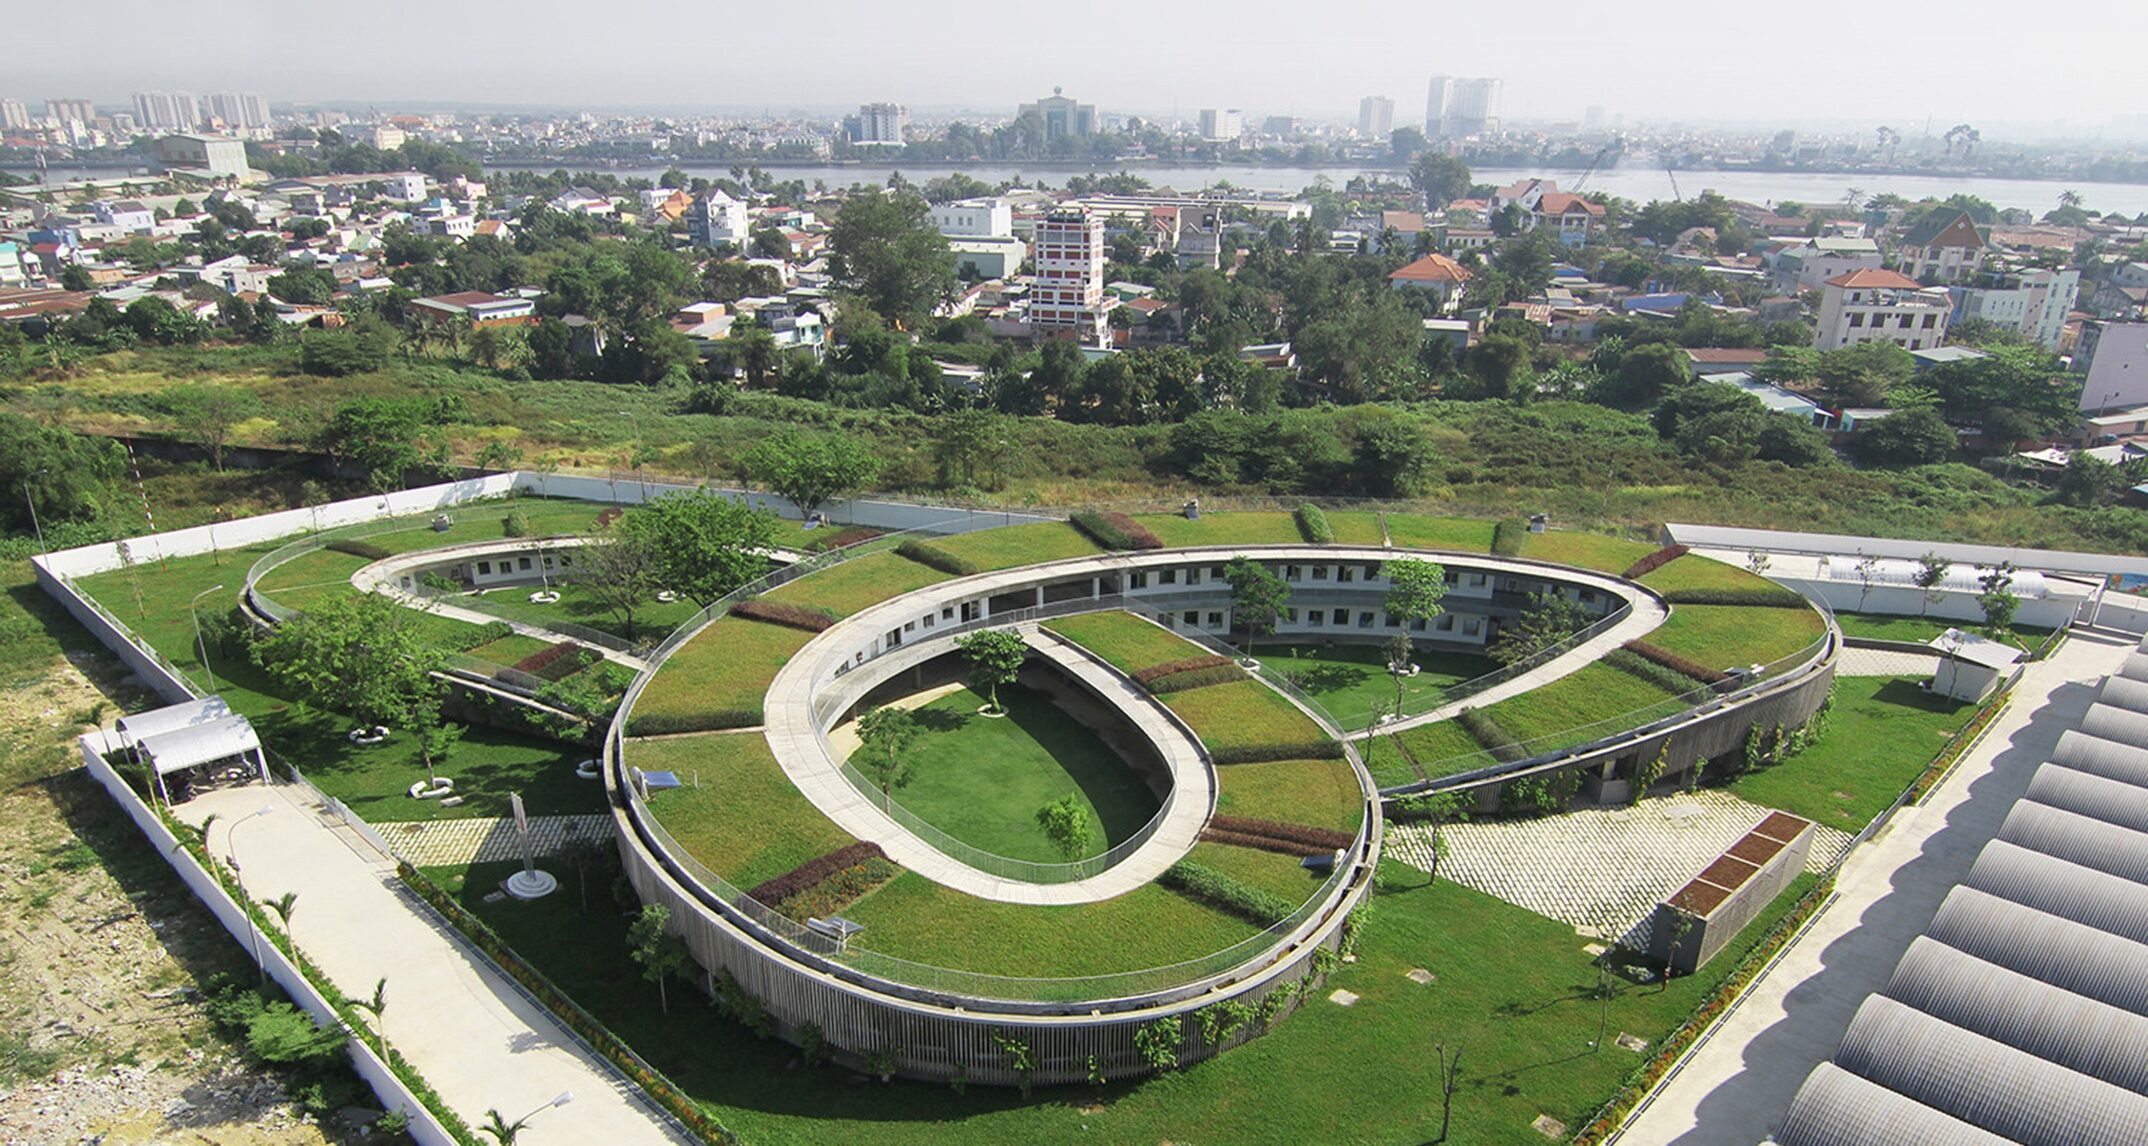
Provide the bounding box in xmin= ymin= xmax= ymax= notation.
xmin=324 ymin=538 xmax=391 ymax=561
xmin=1455 ymin=707 xmax=1527 ymax=762
xmin=1621 ymin=544 xmax=1689 ymax=580
xmin=893 ymin=539 xmax=983 ymax=577
xmin=1162 ymin=679 xmax=1340 ymax=763
xmin=1201 ymin=815 xmax=1355 ymax=857
xmin=773 ymin=855 xmax=902 ymax=923
xmin=745 ymin=840 xmax=892 ymax=905
xmin=1384 ymin=513 xmax=1497 ymax=553
xmin=924 ymin=522 xmax=1105 ymax=569
xmin=1834 ymin=612 xmax=2052 ymax=649
xmin=1069 ymin=509 xmax=1163 ymax=551
xmin=728 ymin=598 xmax=836 ymax=632
xmin=1159 ymin=861 xmax=1297 ymax=926
xmin=1621 ymin=639 xmax=1730 ymax=684
xmin=634 ymin=731 xmax=857 ymax=892
xmin=1602 ymin=647 xmax=1709 ymax=696
xmin=805 ymin=526 xmax=883 ymax=552
xmin=1727 ymin=676 xmax=1977 ymax=828
xmin=1212 ymin=757 xmax=1365 ymax=835
xmin=1519 ymin=530 xmax=1658 ymax=574
xmin=513 ymin=639 xmax=594 ymax=680
xmin=1490 ymin=518 xmax=1527 ymax=556
xmin=1657 ymin=585 xmax=1811 ymax=609
xmin=764 ymin=549 xmax=952 ymax=617
xmin=1638 ymin=554 xmax=1778 ymax=595
xmin=1293 ymin=503 xmax=1334 ymax=544
xmin=1132 ymin=654 xmax=1236 ymax=686
xmin=1648 ymin=604 xmax=1825 ymax=671
xmin=1481 ymin=664 xmax=1687 ymax=752
xmin=448 ymin=619 xmax=516 ymax=652
xmin=1144 ymin=664 xmax=1246 ymax=694
xmin=1392 ymin=720 xmax=1499 ymax=781
xmin=1129 ymin=511 xmax=1300 ymax=547
xmin=629 ymin=615 xmax=813 ymax=732
xmin=1046 ymin=610 xmax=1210 ymax=675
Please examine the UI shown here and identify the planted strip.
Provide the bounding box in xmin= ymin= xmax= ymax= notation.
xmin=1621 ymin=544 xmax=1690 ymax=580
xmin=1160 ymin=861 xmax=1297 ymax=926
xmin=894 ymin=540 xmax=982 ymax=577
xmin=730 ymin=598 xmax=837 ymax=632
xmin=1294 ymin=504 xmax=1335 ymax=544
xmin=1070 ymin=509 xmax=1163 ymax=551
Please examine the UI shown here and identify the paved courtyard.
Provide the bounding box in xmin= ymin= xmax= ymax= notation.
xmin=1834 ymin=646 xmax=1939 ymax=677
xmin=374 ymin=813 xmax=614 ymax=866
xmin=1387 ymin=791 xmax=1853 ymax=948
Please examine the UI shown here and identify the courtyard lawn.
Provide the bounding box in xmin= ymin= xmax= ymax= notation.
xmin=1639 ymin=554 xmax=1779 ymax=595
xmin=858 ymin=684 xmax=1159 ymax=864
xmin=251 ymin=546 xmax=371 ymax=602
xmin=1482 ymin=663 xmax=1688 ymax=753
xmin=456 ymin=579 xmax=704 ymax=643
xmin=368 ymin=497 xmax=613 ymax=554
xmin=1255 ymin=641 xmax=1494 ymax=727
xmin=1162 ymin=679 xmax=1336 ymax=761
xmin=1520 ymin=530 xmax=1658 ymax=574
xmin=1648 ymin=604 xmax=1827 ymax=673
xmin=1130 ymin=511 xmax=1302 ymax=548
xmin=466 ymin=632 xmax=558 ymax=666
xmin=1044 ymin=610 xmax=1209 ymax=675
xmin=1184 ymin=840 xmax=1333 ymax=905
xmin=433 ymin=854 xmax=1820 ymax=1146
xmin=1326 ymin=511 xmax=1389 ymax=545
xmin=1729 ymin=675 xmax=1978 ymax=830
xmin=1383 ymin=513 xmax=1498 ymax=553
xmin=1833 ymin=612 xmax=2054 ymax=650
xmin=633 ymin=730 xmax=856 ymax=892
xmin=629 ymin=616 xmax=814 ymax=729
xmin=765 ymin=550 xmax=952 ymax=617
xmin=1391 ymin=719 xmax=1498 ymax=783
xmin=1211 ymin=756 xmax=1365 ymax=835
xmin=926 ymin=522 xmax=1106 ymax=570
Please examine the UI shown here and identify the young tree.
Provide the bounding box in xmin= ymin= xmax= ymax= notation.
xmin=742 ymin=429 xmax=882 ymax=519
xmin=1036 ymin=794 xmax=1094 ymax=861
xmin=1222 ymin=555 xmax=1291 ymax=658
xmin=1432 ymin=1042 xmax=1464 ymax=1144
xmin=1486 ymin=591 xmax=1593 ymax=667
xmin=1660 ymin=909 xmax=1697 ymax=992
xmin=956 ymin=629 xmax=1028 ymax=715
xmin=164 ymin=382 xmax=259 ymax=471
xmin=1403 ymin=789 xmax=1469 ymax=884
xmin=855 ymin=705 xmax=921 ymax=812
xmin=626 ymin=903 xmax=691 ymax=1014
xmin=1977 ymin=562 xmax=2019 ymax=636
xmin=574 ymin=525 xmax=663 ymax=640
xmin=1913 ymin=552 xmax=1953 ymax=616
xmin=1852 ymin=552 xmax=1881 ymax=612
xmin=352 ymin=977 xmax=389 ymax=1059
xmin=614 ymin=490 xmax=783 ymax=609
xmin=1383 ymin=558 xmax=1450 ymax=709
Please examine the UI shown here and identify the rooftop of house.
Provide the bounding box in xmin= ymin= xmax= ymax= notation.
xmin=1388 ymin=252 xmax=1472 ymax=284
xmin=1898 ymin=209 xmax=1987 ymax=250
xmin=1825 ymin=268 xmax=1927 ymax=291
xmin=1535 ymin=192 xmax=1605 ymax=217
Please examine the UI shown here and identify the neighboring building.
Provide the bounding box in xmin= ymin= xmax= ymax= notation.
xmin=1485 ymin=179 xmax=1602 ymax=246
xmin=1772 ymin=236 xmax=1884 ymax=292
xmin=151 ymin=134 xmax=248 ymax=178
xmin=1443 ymin=227 xmax=1496 ymax=253
xmin=1019 ymin=88 xmax=1096 ymax=140
xmin=2077 ymin=322 xmax=2148 ymax=412
xmin=687 ymin=191 xmax=750 ymax=248
xmin=44 ymin=98 xmax=95 ymax=125
xmin=1198 ymin=108 xmax=1243 ymax=141
xmin=205 ymin=92 xmax=270 ymax=130
xmin=1028 ymin=209 xmax=1109 ymax=345
xmin=949 ymin=238 xmax=1026 ymax=280
xmin=1948 ymin=268 xmax=2079 ymax=352
xmin=1387 ymin=252 xmax=1473 ymax=314
xmin=406 ymin=291 xmax=537 ymax=328
xmin=92 ymin=200 xmax=157 ymax=233
xmin=380 ymin=172 xmax=428 ymax=202
xmin=1895 ymin=209 xmax=1987 ymax=284
xmin=1910 ymin=345 xmax=1990 ymax=373
xmin=367 ymin=124 xmax=407 ymax=151
xmin=1814 ymin=268 xmax=1953 ymax=352
xmin=1704 ymin=372 xmax=1834 ymax=429
xmin=1358 ymin=95 xmax=1394 ymax=137
xmin=131 ymin=91 xmax=199 ymax=131
xmin=1683 ymin=347 xmax=1773 ymax=377
xmin=931 ymin=198 xmax=1014 ymax=239
xmin=1175 ymin=210 xmax=1221 ymax=271
xmin=0 ymin=99 xmax=28 ymax=131
xmin=1425 ymin=75 xmax=1501 ymax=138
xmin=850 ymin=103 xmax=908 ymax=146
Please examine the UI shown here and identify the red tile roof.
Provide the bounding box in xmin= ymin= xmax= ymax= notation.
xmin=1389 ymin=253 xmax=1472 ymax=284
xmin=1683 ymin=347 xmax=1771 ymax=364
xmin=1536 ymin=192 xmax=1605 ymax=217
xmin=1825 ymin=268 xmax=1925 ymax=290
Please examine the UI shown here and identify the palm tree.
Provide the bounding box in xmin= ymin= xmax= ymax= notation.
xmin=2060 ymin=189 xmax=2085 ymax=210
xmin=353 ymin=977 xmax=388 ymax=1059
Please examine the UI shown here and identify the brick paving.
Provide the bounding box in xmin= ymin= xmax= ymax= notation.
xmin=1386 ymin=791 xmax=1853 ymax=948
xmin=1835 ymin=647 xmax=1939 ymax=677
xmin=373 ymin=813 xmax=614 ymax=867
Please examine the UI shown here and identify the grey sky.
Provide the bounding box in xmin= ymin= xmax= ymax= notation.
xmin=11 ymin=0 xmax=2129 ymax=131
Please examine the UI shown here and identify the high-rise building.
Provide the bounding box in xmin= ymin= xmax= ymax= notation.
xmin=206 ymin=92 xmax=271 ymax=129
xmin=1197 ymin=108 xmax=1242 ymax=141
xmin=132 ymin=91 xmax=201 ymax=131
xmin=1358 ymin=95 xmax=1394 ymax=137
xmin=1019 ymin=87 xmax=1096 ymax=140
xmin=1425 ymin=76 xmax=1501 ymax=138
xmin=0 ymin=99 xmax=28 ymax=131
xmin=1029 ymin=209 xmax=1109 ymax=346
xmin=45 ymin=98 xmax=95 ymax=124
xmin=850 ymin=102 xmax=908 ymax=146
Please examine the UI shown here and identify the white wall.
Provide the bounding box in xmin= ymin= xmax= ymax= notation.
xmin=1777 ymin=576 xmax=2079 ymax=631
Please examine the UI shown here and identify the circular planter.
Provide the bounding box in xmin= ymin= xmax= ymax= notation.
xmin=976 ymin=705 xmax=1009 ymax=719
xmin=529 ymin=590 xmax=562 ymax=604
xmin=348 ymin=725 xmax=390 ymax=746
xmin=575 ymin=758 xmax=603 ymax=780
xmin=408 ymin=776 xmax=455 ymax=800
xmin=656 ymin=591 xmax=678 ymax=603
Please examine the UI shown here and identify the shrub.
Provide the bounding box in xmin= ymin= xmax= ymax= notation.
xmin=807 ymin=526 xmax=883 ymax=552
xmin=513 ymin=640 xmax=596 ymax=681
xmin=1160 ymin=861 xmax=1296 ymax=926
xmin=895 ymin=539 xmax=982 ymax=576
xmin=745 ymin=840 xmax=891 ymax=904
xmin=1490 ymin=518 xmax=1527 ymax=556
xmin=775 ymin=856 xmax=901 ymax=922
xmin=1621 ymin=639 xmax=1730 ymax=683
xmin=1210 ymin=740 xmax=1347 ymax=765
xmin=451 ymin=620 xmax=516 ymax=652
xmin=325 ymin=538 xmax=390 ymax=561
xmin=1621 ymin=544 xmax=1689 ymax=580
xmin=1603 ymin=648 xmax=1707 ymax=697
xmin=1208 ymin=815 xmax=1355 ymax=851
xmin=1132 ymin=655 xmax=1236 ymax=685
xmin=1659 ymin=586 xmax=1809 ymax=609
xmin=1294 ymin=503 xmax=1334 ymax=544
xmin=1202 ymin=827 xmax=1326 ymax=856
xmin=730 ymin=598 xmax=836 ymax=632
xmin=503 ymin=511 xmax=532 ymax=538
xmin=1070 ymin=509 xmax=1162 ymax=551
xmin=1456 ymin=707 xmax=1527 ymax=762
xmin=623 ymin=707 xmax=762 ymax=735
xmin=1145 ymin=664 xmax=1248 ymax=694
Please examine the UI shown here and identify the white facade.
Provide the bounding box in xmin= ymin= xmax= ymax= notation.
xmin=1358 ymin=95 xmax=1394 ymax=137
xmin=1948 ymin=268 xmax=2077 ymax=352
xmin=931 ymin=197 xmax=1014 ymax=239
xmin=688 ymin=192 xmax=750 ymax=247
xmin=132 ymin=91 xmax=200 ymax=131
xmin=151 ymin=134 xmax=248 ymax=178
xmin=1816 ymin=272 xmax=1953 ymax=352
xmin=1028 ymin=209 xmax=1109 ymax=344
xmin=2080 ymin=323 xmax=2148 ymax=413
xmin=92 ymin=200 xmax=157 ymax=233
xmin=1426 ymin=76 xmax=1500 ymax=137
xmin=0 ymin=99 xmax=28 ymax=130
xmin=949 ymin=237 xmax=1026 ymax=279
xmin=206 ymin=92 xmax=270 ymax=130
xmin=1198 ymin=108 xmax=1243 ymax=141
xmin=381 ymin=172 xmax=428 ymax=202
xmin=1772 ymin=237 xmax=1884 ymax=292
xmin=853 ymin=102 xmax=908 ymax=145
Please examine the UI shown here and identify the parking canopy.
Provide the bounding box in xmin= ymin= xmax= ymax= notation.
xmin=115 ymin=697 xmax=265 ymax=780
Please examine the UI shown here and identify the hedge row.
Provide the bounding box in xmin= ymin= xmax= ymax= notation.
xmin=1132 ymin=655 xmax=1236 ymax=685
xmin=808 ymin=526 xmax=884 ymax=552
xmin=1146 ymin=664 xmax=1248 ymax=694
xmin=1622 ymin=638 xmax=1730 ymax=684
xmin=1603 ymin=648 xmax=1708 ymax=698
xmin=1456 ymin=706 xmax=1528 ymax=763
xmin=513 ymin=640 xmax=589 ymax=678
xmin=1659 ymin=586 xmax=1809 ymax=609
xmin=774 ymin=857 xmax=902 ymax=923
xmin=1490 ymin=518 xmax=1527 ymax=556
xmin=895 ymin=539 xmax=982 ymax=577
xmin=451 ymin=620 xmax=516 ymax=652
xmin=730 ymin=598 xmax=837 ymax=632
xmin=326 ymin=538 xmax=392 ymax=561
xmin=1070 ymin=509 xmax=1163 ymax=551
xmin=1621 ymin=544 xmax=1690 ymax=580
xmin=745 ymin=840 xmax=891 ymax=905
xmin=1209 ymin=815 xmax=1355 ymax=851
xmin=1203 ymin=828 xmax=1326 ymax=857
xmin=1159 ymin=861 xmax=1297 ymax=926
xmin=1294 ymin=503 xmax=1334 ymax=544
xmin=624 ymin=707 xmax=762 ymax=736
xmin=1211 ymin=740 xmax=1347 ymax=765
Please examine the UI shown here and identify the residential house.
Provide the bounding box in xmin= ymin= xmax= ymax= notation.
xmin=1894 ymin=209 xmax=1987 ymax=284
xmin=949 ymin=237 xmax=1026 ymax=280
xmin=687 ymin=192 xmax=749 ymax=248
xmin=638 ymin=188 xmax=693 ymax=221
xmin=1947 ymin=268 xmax=2078 ymax=351
xmin=1814 ymin=268 xmax=1952 ymax=352
xmin=1910 ymin=345 xmax=1989 ymax=373
xmin=1387 ymin=252 xmax=1472 ymax=315
xmin=548 ymin=187 xmax=615 ymax=216
xmin=1175 ymin=210 xmax=1221 ymax=271
xmin=92 ymin=200 xmax=156 ymax=234
xmin=1442 ymin=227 xmax=1495 ymax=253
xmin=1532 ymin=191 xmax=1606 ymax=247
xmin=2076 ymin=322 xmax=2148 ymax=412
xmin=380 ymin=173 xmax=428 ymax=202
xmin=1704 ymin=371 xmax=1835 ymax=428
xmin=1683 ymin=347 xmax=1772 ymax=377
xmin=1771 ymin=236 xmax=1883 ymax=292
xmin=406 ymin=290 xmax=537 ymax=328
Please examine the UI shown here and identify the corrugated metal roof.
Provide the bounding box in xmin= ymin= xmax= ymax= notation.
xmin=1997 ymin=800 xmax=2148 ymax=886
xmin=2049 ymin=730 xmax=2148 ymax=788
xmin=1885 ymin=938 xmax=2148 ymax=1097
xmin=1775 ymin=1063 xmax=2013 ymax=1146
xmin=2094 ymin=673 xmax=2148 ymax=716
xmin=1926 ymin=887 xmax=2148 ymax=1018
xmin=2078 ymin=703 xmax=2148 ymax=750
xmin=1662 ymin=522 xmax=2148 ymax=578
xmin=1963 ymin=841 xmax=2148 ymax=949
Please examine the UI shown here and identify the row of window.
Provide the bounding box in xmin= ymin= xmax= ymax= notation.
xmin=472 ymin=553 xmax=570 ymax=577
xmin=1845 ymin=311 xmax=1939 ymax=329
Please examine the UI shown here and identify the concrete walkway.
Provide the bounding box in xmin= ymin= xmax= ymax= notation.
xmin=1612 ymin=628 xmax=2132 ymax=1145
xmin=174 ymin=784 xmax=694 ymax=1146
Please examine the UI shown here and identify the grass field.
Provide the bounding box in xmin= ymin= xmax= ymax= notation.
xmin=1162 ymin=679 xmax=1335 ymax=760
xmin=1390 ymin=719 xmax=1498 ymax=783
xmin=1482 ymin=663 xmax=1687 ymax=752
xmin=1255 ymin=642 xmax=1493 ymax=725
xmin=1520 ymin=530 xmax=1658 ymax=574
xmin=1833 ymin=612 xmax=2054 ymax=649
xmin=1326 ymin=511 xmax=1388 ymax=545
xmin=455 ymin=579 xmax=704 ymax=642
xmin=1044 ymin=610 xmax=1210 ymax=675
xmin=1184 ymin=840 xmax=1332 ymax=904
xmin=1728 ymin=676 xmax=1977 ymax=829
xmin=1211 ymin=756 xmax=1365 ymax=834
xmin=630 ymin=616 xmax=813 ymax=727
xmin=1130 ymin=511 xmax=1303 ymax=547
xmin=1648 ymin=604 xmax=1827 ymax=672
xmin=1383 ymin=514 xmax=1498 ymax=553
xmin=634 ymin=730 xmax=856 ymax=892
xmin=765 ymin=550 xmax=952 ymax=617
xmin=1638 ymin=554 xmax=1779 ymax=594
xmin=926 ymin=522 xmax=1106 ymax=570
xmin=858 ymin=684 xmax=1159 ymax=863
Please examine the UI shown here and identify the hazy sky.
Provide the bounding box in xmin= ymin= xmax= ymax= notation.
xmin=12 ymin=0 xmax=2130 ymax=131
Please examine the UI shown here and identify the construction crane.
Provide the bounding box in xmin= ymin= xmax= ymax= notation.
xmin=1664 ymin=160 xmax=1682 ymax=202
xmin=1568 ymin=143 xmax=1620 ymax=194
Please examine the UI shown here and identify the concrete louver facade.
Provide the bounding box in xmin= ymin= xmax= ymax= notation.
xmin=1776 ymin=632 xmax=2148 ymax=1144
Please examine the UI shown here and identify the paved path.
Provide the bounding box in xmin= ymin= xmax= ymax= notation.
xmin=347 ymin=539 xmax=649 ymax=670
xmin=1613 ymin=629 xmax=2132 ymax=1146
xmin=1835 ymin=646 xmax=1939 ymax=677
xmin=175 ymin=785 xmax=694 ymax=1146
xmin=374 ymin=814 xmax=613 ymax=867
xmin=1387 ymin=791 xmax=1851 ymax=949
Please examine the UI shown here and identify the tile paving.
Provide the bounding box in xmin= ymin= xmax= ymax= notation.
xmin=373 ymin=813 xmax=614 ymax=867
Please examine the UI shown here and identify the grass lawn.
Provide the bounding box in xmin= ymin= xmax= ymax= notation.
xmin=1520 ymin=530 xmax=1658 ymax=574
xmin=926 ymin=522 xmax=1106 ymax=570
xmin=1390 ymin=720 xmax=1498 ymax=783
xmin=1327 ymin=511 xmax=1388 ymax=545
xmin=432 ymin=853 xmax=1819 ymax=1146
xmin=859 ymin=684 xmax=1159 ymax=863
xmin=1833 ymin=612 xmax=2053 ymax=649
xmin=1639 ymin=554 xmax=1778 ymax=595
xmin=370 ymin=497 xmax=613 ymax=553
xmin=1162 ymin=679 xmax=1335 ymax=760
xmin=1184 ymin=840 xmax=1333 ymax=905
xmin=1728 ymin=675 xmax=1977 ymax=830
xmin=1482 ymin=664 xmax=1687 ymax=752
xmin=251 ymin=546 xmax=371 ymax=600
xmin=631 ymin=616 xmax=814 ymax=728
xmin=1130 ymin=511 xmax=1302 ymax=548
xmin=1044 ymin=610 xmax=1209 ymax=675
xmin=1212 ymin=757 xmax=1365 ymax=834
xmin=1648 ymin=604 xmax=1826 ymax=672
xmin=456 ymin=579 xmax=704 ymax=643
xmin=467 ymin=632 xmax=558 ymax=666
xmin=765 ymin=550 xmax=951 ymax=617
xmin=633 ymin=730 xmax=856 ymax=891
xmin=1255 ymin=641 xmax=1494 ymax=727
xmin=1384 ymin=514 xmax=1498 ymax=553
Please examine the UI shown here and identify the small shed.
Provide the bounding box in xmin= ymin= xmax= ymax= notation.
xmin=113 ymin=697 xmax=267 ymax=802
xmin=1928 ymin=629 xmax=2024 ymax=702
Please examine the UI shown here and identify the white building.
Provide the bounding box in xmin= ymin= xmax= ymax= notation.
xmin=1771 ymin=236 xmax=1884 ymax=292
xmin=949 ymin=238 xmax=1026 ymax=280
xmin=380 ymin=172 xmax=428 ymax=202
xmin=1948 ymin=268 xmax=2078 ymax=352
xmin=1358 ymin=95 xmax=1394 ymax=137
xmin=92 ymin=200 xmax=156 ymax=233
xmin=688 ymin=192 xmax=750 ymax=248
xmin=931 ymin=198 xmax=1013 ymax=239
xmin=1019 ymin=88 xmax=1096 ymax=140
xmin=1425 ymin=76 xmax=1500 ymax=138
xmin=367 ymin=124 xmax=407 ymax=151
xmin=1815 ymin=268 xmax=1952 ymax=352
xmin=205 ymin=92 xmax=271 ymax=130
xmin=851 ymin=103 xmax=908 ymax=146
xmin=1198 ymin=108 xmax=1243 ymax=142
xmin=1895 ymin=209 xmax=1987 ymax=285
xmin=1028 ymin=209 xmax=1109 ymax=345
xmin=2078 ymin=322 xmax=2148 ymax=413
xmin=151 ymin=134 xmax=249 ymax=178
xmin=0 ymin=99 xmax=28 ymax=131
xmin=132 ymin=91 xmax=200 ymax=131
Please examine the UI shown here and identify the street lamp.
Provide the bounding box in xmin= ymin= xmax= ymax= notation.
xmin=20 ymin=467 xmax=48 ymax=555
xmin=618 ymin=409 xmax=645 ymax=499
xmin=483 ymin=1091 xmax=574 ymax=1144
xmin=190 ymin=583 xmax=227 ymax=694
xmin=225 ymin=802 xmax=276 ymax=983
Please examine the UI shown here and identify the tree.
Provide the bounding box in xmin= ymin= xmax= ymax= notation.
xmin=1977 ymin=562 xmax=2019 ymax=635
xmin=827 ymin=190 xmax=957 ymax=328
xmin=1403 ymin=789 xmax=1468 ymax=884
xmin=1383 ymin=557 xmax=1450 ymax=709
xmin=1816 ymin=342 xmax=1914 ymax=406
xmin=932 ymin=408 xmax=1014 ymax=491
xmin=352 ymin=977 xmax=389 ymax=1060
xmin=1036 ymin=794 xmax=1094 ymax=861
xmin=0 ymin=412 xmax=123 ymax=533
xmin=743 ymin=429 xmax=882 ymax=519
xmin=956 ymin=629 xmax=1028 ymax=715
xmin=60 ymin=264 xmax=94 ymax=291
xmin=574 ymin=524 xmax=662 ymax=640
xmin=1351 ymin=421 xmax=1438 ymax=498
xmin=1853 ymin=552 xmax=1882 ymax=612
xmin=1487 ymin=591 xmax=1593 ymax=666
xmin=1594 ymin=342 xmax=1688 ymax=409
xmin=1409 ymin=153 xmax=1472 ymax=211
xmin=1850 ymin=407 xmax=1956 ymax=468
xmin=626 ymin=903 xmax=691 ymax=1014
xmin=1913 ymin=552 xmax=1953 ymax=616
xmin=251 ymin=591 xmax=443 ymax=740
xmin=855 ymin=705 xmax=921 ymax=812
xmin=164 ymin=382 xmax=259 ymax=471
xmin=324 ymin=396 xmax=451 ymax=491
xmin=1432 ymin=1042 xmax=1464 ymax=1143
xmin=614 ymin=490 xmax=782 ymax=609
xmin=2054 ymin=453 xmax=2121 ymax=507
xmin=1223 ymin=555 xmax=1291 ymax=656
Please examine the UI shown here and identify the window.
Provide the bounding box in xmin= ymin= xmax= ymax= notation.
xmin=1463 ymin=618 xmax=1483 ymax=636
xmin=1129 ymin=571 xmax=1148 ymax=589
xmin=886 ymin=628 xmax=903 ymax=647
xmin=1365 ymin=564 xmax=1382 ymax=580
xmin=1357 ymin=611 xmax=1375 ymax=629
xmin=1922 ymin=313 xmax=1937 ymax=328
xmin=1285 ymin=608 xmax=1298 ymax=622
xmin=1411 ymin=618 xmax=1428 ymax=631
xmin=1897 ymin=315 xmax=1914 ymax=329
xmin=903 ymin=621 xmax=916 ymax=633
xmin=1285 ymin=564 xmax=1302 ymax=581
xmin=1468 ymin=573 xmax=1486 ymax=587
xmin=1444 ymin=571 xmax=1459 ymax=584
xmin=1207 ymin=612 xmax=1224 ymax=628
xmin=1210 ymin=566 xmax=1227 ymax=580
xmin=476 ymin=561 xmax=492 ymax=575
xmin=1307 ymin=609 xmax=1326 ymax=626
xmin=922 ymin=614 xmax=934 ymax=628
xmin=1161 ymin=569 xmax=1178 ymax=585
xmin=1384 ymin=613 xmax=1402 ymax=628
xmin=1182 ymin=611 xmax=1199 ymax=626
xmin=1579 ymin=589 xmax=1596 ymax=603
xmin=1338 ymin=566 xmax=1355 ymax=582
xmin=518 ymin=556 xmax=532 ymax=571
xmin=1436 ymin=614 xmax=1455 ymax=631
xmin=941 ymin=607 xmax=955 ymax=620
xmin=1848 ymin=313 xmax=1865 ymax=327
xmin=1313 ymin=566 xmax=1329 ymax=580
xmin=1186 ymin=568 xmax=1202 ymax=585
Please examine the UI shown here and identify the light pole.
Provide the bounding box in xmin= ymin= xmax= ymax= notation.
xmin=21 ymin=468 xmax=48 ymax=554
xmin=618 ymin=409 xmax=645 ymax=499
xmin=483 ymin=1091 xmax=574 ymax=1143
xmin=224 ymin=802 xmax=276 ymax=983
xmin=190 ymin=583 xmax=226 ymax=694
